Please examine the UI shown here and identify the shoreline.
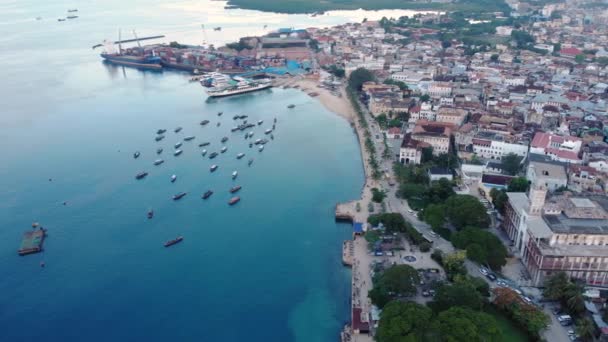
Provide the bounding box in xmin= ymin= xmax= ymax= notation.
xmin=284 ymin=74 xmax=377 ymax=341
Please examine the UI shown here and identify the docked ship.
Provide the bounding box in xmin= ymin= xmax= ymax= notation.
xmin=100 ymin=29 xmax=162 ymax=70
xmin=201 ymin=73 xmax=272 ymax=98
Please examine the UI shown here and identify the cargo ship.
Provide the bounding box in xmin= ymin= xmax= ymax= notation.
xmin=201 ymin=73 xmax=272 ymax=98
xmin=100 ymin=29 xmax=162 ymax=70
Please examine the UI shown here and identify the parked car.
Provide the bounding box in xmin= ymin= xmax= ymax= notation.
xmin=479 ymin=267 xmax=489 ymax=276
xmin=485 ymin=273 xmax=497 ymax=281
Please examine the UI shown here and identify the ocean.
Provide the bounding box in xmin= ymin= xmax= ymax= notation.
xmin=0 ymin=1 xmax=430 ymax=340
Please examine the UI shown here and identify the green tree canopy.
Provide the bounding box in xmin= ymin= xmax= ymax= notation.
xmin=420 ymin=94 xmax=430 ymax=102
xmin=423 ymin=204 xmax=446 ymax=230
xmin=429 ymin=282 xmax=484 ymax=313
xmin=501 ymin=153 xmax=523 ymax=175
xmin=490 ymin=188 xmax=508 ymax=213
xmin=445 ymin=195 xmax=490 ymax=229
xmin=348 ymin=67 xmax=375 ymax=91
xmin=452 ymin=227 xmax=508 ymax=270
xmin=508 ymin=176 xmax=529 ymax=192
xmin=435 ymin=307 xmax=502 ymax=342
xmin=369 ymin=264 xmax=420 ymax=308
xmin=376 ymin=301 xmax=432 ymax=342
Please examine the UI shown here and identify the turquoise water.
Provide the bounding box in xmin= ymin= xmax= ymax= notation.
xmin=0 ymin=1 xmax=365 ymax=341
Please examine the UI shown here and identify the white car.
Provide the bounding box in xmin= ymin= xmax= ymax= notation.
xmin=408 ymin=209 xmax=414 ymax=214
xmin=429 ymin=231 xmax=438 ymax=238
xmin=479 ymin=267 xmax=489 ymax=276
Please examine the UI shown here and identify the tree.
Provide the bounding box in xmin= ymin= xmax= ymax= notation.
xmin=376 ymin=301 xmax=432 ymax=342
xmin=419 ymin=241 xmax=432 ymax=252
xmin=597 ymin=56 xmax=608 ymax=66
xmin=371 ymin=188 xmax=386 ymax=203
xmin=369 ymin=264 xmax=420 ymax=307
xmin=575 ymin=54 xmax=586 ymax=64
xmin=543 ymin=272 xmax=570 ymax=300
xmin=368 ymin=213 xmax=408 ymax=233
xmin=493 ymin=287 xmax=550 ymax=338
xmin=443 ymin=251 xmax=467 ymax=280
xmin=508 ymin=176 xmax=529 ymax=192
xmin=452 ymin=227 xmax=508 ymax=270
xmin=576 ymin=317 xmax=596 ymax=342
xmin=436 ymin=307 xmax=502 ymax=342
xmin=430 ymin=282 xmax=484 ymax=313
xmin=421 ymin=146 xmax=434 ymax=163
xmin=490 ymin=54 xmax=499 ymax=62
xmin=423 ymin=204 xmax=446 ymax=230
xmin=420 ymin=94 xmax=430 ymax=102
xmin=445 ymin=195 xmax=490 ymax=229
xmin=501 ymin=153 xmax=522 ymax=175
xmin=327 ymin=64 xmax=345 ymax=78
xmin=490 ymin=188 xmax=508 ymax=213
xmin=348 ymin=68 xmax=375 ymax=91
xmin=365 ymin=230 xmax=381 ymax=248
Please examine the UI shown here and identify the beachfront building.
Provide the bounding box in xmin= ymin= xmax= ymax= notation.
xmin=411 ymin=120 xmax=454 ymax=156
xmin=503 ymin=188 xmax=608 ymax=287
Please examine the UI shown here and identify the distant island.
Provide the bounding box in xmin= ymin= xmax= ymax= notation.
xmin=225 ymin=0 xmax=510 ymax=14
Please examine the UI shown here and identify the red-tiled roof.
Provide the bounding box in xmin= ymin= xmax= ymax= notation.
xmin=352 ymin=307 xmax=370 ymax=332
xmin=560 ymin=47 xmax=582 ymax=56
xmin=388 ymin=127 xmax=402 ymax=134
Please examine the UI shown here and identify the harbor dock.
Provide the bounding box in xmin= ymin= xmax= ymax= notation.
xmin=18 ymin=228 xmax=46 ymax=256
xmin=335 ymin=201 xmax=357 ymax=222
xmin=342 ymin=240 xmax=354 ymax=266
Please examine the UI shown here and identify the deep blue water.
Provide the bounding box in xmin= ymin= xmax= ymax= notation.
xmin=0 ymin=1 xmax=365 ymax=341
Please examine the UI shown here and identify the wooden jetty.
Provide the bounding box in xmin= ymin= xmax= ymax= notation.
xmin=18 ymin=228 xmax=46 ymax=256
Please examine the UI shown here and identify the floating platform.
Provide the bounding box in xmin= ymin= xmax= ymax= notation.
xmin=18 ymin=229 xmax=46 ymax=256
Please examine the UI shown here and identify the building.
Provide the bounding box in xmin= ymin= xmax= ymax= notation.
xmin=471 ymin=132 xmax=529 ymax=160
xmin=526 ymin=161 xmax=567 ymax=191
xmin=503 ymin=189 xmax=608 ymax=287
xmin=399 ymin=133 xmax=429 ymax=165
xmin=530 ymin=132 xmax=583 ymax=164
xmin=426 ymin=82 xmax=453 ymax=98
xmin=435 ymin=107 xmax=467 ymax=127
xmin=411 ymin=120 xmax=454 ymax=155
xmin=428 ymin=167 xmax=453 ymax=182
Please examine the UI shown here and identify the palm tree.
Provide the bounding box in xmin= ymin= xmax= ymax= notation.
xmin=564 ymin=283 xmax=585 ymax=316
xmin=576 ymin=318 xmax=595 ymax=341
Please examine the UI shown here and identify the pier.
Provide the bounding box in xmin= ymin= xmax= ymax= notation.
xmin=18 ymin=228 xmax=46 ymax=256
xmin=342 ymin=240 xmax=354 ymax=266
xmin=335 ymin=201 xmax=357 ymax=222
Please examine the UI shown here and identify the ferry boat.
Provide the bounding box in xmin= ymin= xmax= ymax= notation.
xmin=134 ymin=151 xmax=140 ymax=159
xmin=265 ymin=128 xmax=272 ymax=135
xmin=237 ymin=153 xmax=245 ymax=159
xmin=202 ymin=190 xmax=213 ymax=199
xmin=254 ymin=138 xmax=262 ymax=144
xmin=184 ymin=136 xmax=195 ymax=141
xmin=164 ymin=236 xmax=183 ymax=247
xmin=147 ymin=210 xmax=154 ymax=219
xmin=221 ymin=137 xmax=228 ymax=143
xmin=154 ymin=159 xmax=164 ymax=165
xmin=221 ymin=146 xmax=227 ymax=153
xmin=171 ymin=174 xmax=177 ymax=182
xmin=232 ymin=171 xmax=238 ymax=179
xmin=135 ymin=171 xmax=148 ymax=180
xmin=201 ymin=149 xmax=207 ymax=156
xmin=230 ymin=185 xmax=242 ymax=193
xmin=155 ymin=135 xmax=165 ymax=142
xmin=200 ymin=120 xmax=210 ymax=126
xmin=209 ymin=152 xmax=218 ymax=159
xmin=199 ymin=142 xmax=210 ymax=147
xmin=156 ymin=148 xmax=163 ymax=154
xmin=173 ymin=192 xmax=187 ymax=200
xmin=210 ymin=165 xmax=218 ymax=172
xmin=201 ymin=73 xmax=272 ymax=98
xmin=174 ymin=149 xmax=183 ymax=156
xmin=156 ymin=129 xmax=167 ymax=134
xmin=174 ymin=127 xmax=182 ymax=133
xmin=228 ymin=196 xmax=240 ymax=205
xmin=175 ymin=142 xmax=183 ymax=149
xmin=257 ymin=120 xmax=263 ymax=125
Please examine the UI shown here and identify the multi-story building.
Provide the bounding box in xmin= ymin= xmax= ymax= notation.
xmin=426 ymin=82 xmax=453 ymax=98
xmin=411 ymin=120 xmax=454 ymax=155
xmin=435 ymin=107 xmax=467 ymax=127
xmin=503 ymin=189 xmax=608 ymax=286
xmin=471 ymin=132 xmax=528 ymax=160
xmin=399 ymin=133 xmax=429 ymax=165
xmin=530 ymin=132 xmax=583 ymax=164
xmin=526 ymin=161 xmax=567 ymax=191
